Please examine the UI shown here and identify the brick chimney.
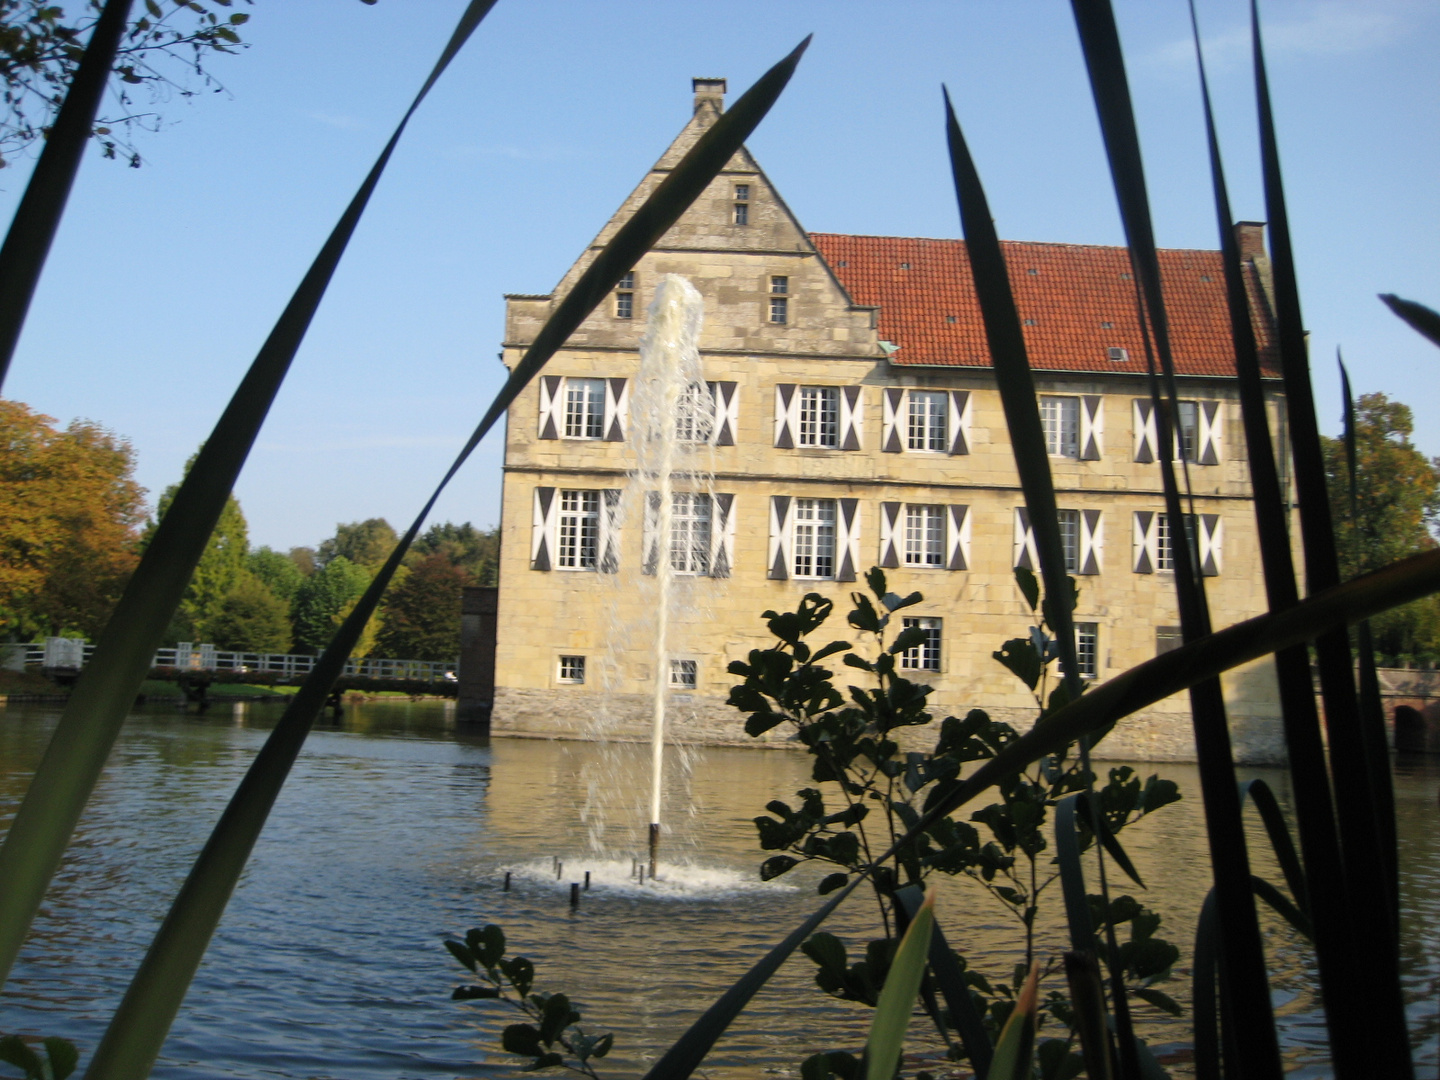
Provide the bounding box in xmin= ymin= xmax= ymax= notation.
xmin=693 ymin=77 xmax=726 ymax=115
xmin=1234 ymin=221 xmax=1267 ymax=261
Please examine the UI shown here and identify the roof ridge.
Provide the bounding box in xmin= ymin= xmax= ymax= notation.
xmin=808 ymin=231 xmax=1225 ymax=257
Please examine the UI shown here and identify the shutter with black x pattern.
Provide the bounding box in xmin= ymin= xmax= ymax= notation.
xmin=531 ymin=487 xmax=558 ymax=570
xmin=1197 ymin=400 xmax=1223 ymax=465
xmin=1079 ymin=396 xmax=1103 ymax=460
xmin=947 ymin=505 xmax=971 ymax=570
xmin=1197 ymin=513 xmax=1223 ymax=575
xmin=709 ymin=493 xmax=737 ymax=577
xmin=767 ymin=495 xmax=794 ymax=579
xmin=834 ymin=498 xmax=861 ymax=581
xmin=949 ymin=391 xmax=972 ymax=455
xmin=598 ymin=490 xmax=621 ymax=573
xmin=603 ymin=378 xmax=628 ymax=442
xmin=537 ymin=376 xmax=564 ymax=440
xmin=1132 ymin=398 xmax=1158 ymax=462
xmin=1013 ymin=507 xmax=1038 ymax=571
xmin=707 ymin=381 xmax=738 ymax=446
xmin=881 ymin=389 xmax=904 ymax=453
xmin=1078 ymin=509 xmax=1102 ymax=575
xmin=774 ymin=384 xmax=797 ymax=448
xmin=838 ymin=387 xmax=863 ymax=450
xmin=878 ymin=502 xmax=902 ymax=566
xmin=1132 ymin=511 xmax=1159 ymax=573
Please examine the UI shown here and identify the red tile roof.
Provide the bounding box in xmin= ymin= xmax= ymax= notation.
xmin=809 ymin=233 xmax=1278 ymax=378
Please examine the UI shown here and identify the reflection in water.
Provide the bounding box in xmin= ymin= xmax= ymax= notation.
xmin=0 ymin=700 xmax=1435 ymax=1078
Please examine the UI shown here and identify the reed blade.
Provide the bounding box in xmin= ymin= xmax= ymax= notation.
xmin=1252 ymin=5 xmax=1410 ymax=1070
xmin=865 ymin=890 xmax=935 ymax=1080
xmin=897 ymin=887 xmax=994 ymax=1078
xmin=0 ymin=0 xmax=136 ymax=390
xmin=83 ymin=39 xmax=813 ymax=1080
xmin=1379 ymin=294 xmax=1440 ymax=349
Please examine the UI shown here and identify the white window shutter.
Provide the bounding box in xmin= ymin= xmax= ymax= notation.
xmin=949 ymin=391 xmax=972 ymax=455
xmin=774 ymin=384 xmax=797 ymax=448
xmin=882 ymin=388 xmax=903 ymax=453
xmin=1079 ymin=509 xmax=1102 ymax=575
xmin=711 ymin=493 xmax=736 ymax=577
xmin=947 ymin=505 xmax=971 ymax=570
xmin=710 ymin=381 xmax=738 ymax=446
xmin=768 ymin=496 xmax=793 ymax=579
xmin=603 ymin=378 xmax=628 ymax=442
xmin=1132 ymin=511 xmax=1156 ymax=573
xmin=642 ymin=491 xmax=661 ymax=576
xmin=839 ymin=386 xmax=863 ymax=450
xmin=1198 ymin=400 xmax=1223 ymax=465
xmin=599 ymin=489 xmax=621 ymax=573
xmin=1133 ymin=399 xmax=1157 ymax=462
xmin=531 ymin=487 xmax=557 ymax=570
xmin=1013 ymin=507 xmax=1038 ymax=571
xmin=538 ymin=376 xmax=563 ymax=440
xmin=1198 ymin=513 xmax=1223 ymax=576
xmin=836 ymin=498 xmax=861 ymax=581
xmin=1080 ymin=396 xmax=1103 ymax=460
xmin=878 ymin=501 xmax=901 ymax=567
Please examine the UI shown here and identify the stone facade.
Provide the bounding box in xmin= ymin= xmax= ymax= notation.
xmin=489 ymin=79 xmax=1292 ymax=764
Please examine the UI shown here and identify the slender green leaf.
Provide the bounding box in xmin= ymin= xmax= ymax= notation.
xmin=1192 ymin=890 xmax=1220 ymax=1080
xmin=896 ymin=886 xmax=993 ymax=1077
xmin=985 ymin=963 xmax=1038 ymax=1080
xmin=1238 ymin=780 xmax=1306 ymax=916
xmin=0 ymin=0 xmax=135 ymax=389
xmin=1250 ymin=876 xmax=1312 ymax=940
xmin=1054 ymin=796 xmax=1094 ymax=953
xmin=1078 ymin=793 xmax=1145 ymax=888
xmin=84 ymin=33 xmax=813 ymax=1080
xmin=865 ymin=890 xmax=935 ymax=1080
xmin=1379 ymin=294 xmax=1440 ymax=349
xmin=1063 ymin=951 xmax=1113 ymax=1080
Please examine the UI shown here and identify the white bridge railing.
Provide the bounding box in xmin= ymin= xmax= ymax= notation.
xmin=4 ymin=638 xmax=455 ymax=681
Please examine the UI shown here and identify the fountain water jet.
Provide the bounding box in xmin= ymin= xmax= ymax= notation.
xmin=628 ymin=274 xmax=711 ymax=878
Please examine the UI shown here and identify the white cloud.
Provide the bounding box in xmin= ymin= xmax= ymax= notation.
xmin=1150 ymin=1 xmax=1409 ymax=71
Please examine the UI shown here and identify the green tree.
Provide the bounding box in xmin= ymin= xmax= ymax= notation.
xmin=318 ymin=518 xmax=396 ymax=574
xmin=290 ymin=555 xmax=368 ymax=655
xmin=0 ymin=399 xmax=145 ymax=638
xmin=411 ymin=521 xmax=499 ymax=586
xmin=149 ymin=454 xmax=249 ymax=643
xmin=208 ymin=571 xmax=290 ymax=653
xmin=247 ymin=546 xmax=303 ymax=605
xmin=377 ymin=553 xmax=473 ymax=661
xmin=1322 ymin=391 xmax=1440 ymax=662
xmin=287 ymin=546 xmax=317 ymax=577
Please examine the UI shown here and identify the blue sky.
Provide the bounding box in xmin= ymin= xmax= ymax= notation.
xmin=1 ymin=0 xmax=1436 ymax=551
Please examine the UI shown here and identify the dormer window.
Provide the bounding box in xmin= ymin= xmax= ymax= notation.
xmin=616 ymin=272 xmax=635 ymax=319
xmin=734 ymin=184 xmax=750 ymax=225
xmin=769 ymin=276 xmax=789 ymax=324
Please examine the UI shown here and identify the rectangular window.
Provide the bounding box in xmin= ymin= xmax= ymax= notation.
xmin=1040 ymin=395 xmax=1080 ymax=458
xmin=907 ymin=390 xmax=947 ymax=452
xmin=1156 ymin=513 xmax=1197 ymax=572
xmin=900 ymin=616 xmax=942 ymax=671
xmin=1176 ymin=400 xmax=1199 ymax=462
xmin=1155 ymin=627 xmax=1183 ymax=656
xmin=734 ymin=202 xmax=749 ymax=225
xmin=904 ymin=504 xmax=945 ymax=567
xmin=670 ymin=659 xmax=697 ymax=689
xmin=615 ymin=272 xmax=635 ymax=319
xmin=770 ymin=276 xmax=789 ymax=324
xmin=564 ymin=378 xmax=606 ymax=439
xmin=792 ymin=498 xmax=837 ymax=579
xmin=558 ymin=656 xmax=586 ymax=683
xmin=557 ymin=490 xmax=600 ymax=569
xmin=669 ymin=493 xmax=712 ymax=575
xmin=1076 ymin=623 xmax=1099 ymax=677
xmin=675 ymin=381 xmax=714 ymax=443
xmin=1057 ymin=509 xmax=1081 ymax=573
xmin=798 ymin=386 xmax=839 ymax=447
xmin=735 ymin=184 xmax=750 ymax=201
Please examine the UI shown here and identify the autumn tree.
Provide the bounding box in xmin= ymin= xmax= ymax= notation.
xmin=318 ymin=518 xmax=396 ymax=574
xmin=1322 ymin=392 xmax=1440 ymax=662
xmin=0 ymin=400 xmax=145 ymax=638
xmin=376 ymin=553 xmax=473 ymax=661
xmin=290 ymin=555 xmax=369 ymax=655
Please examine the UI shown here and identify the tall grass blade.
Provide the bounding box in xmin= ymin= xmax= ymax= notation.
xmin=1249 ymin=876 xmax=1312 ymax=939
xmin=1252 ymin=6 xmax=1410 ymax=1070
xmin=86 ymin=41 xmax=814 ymax=1080
xmin=1063 ymin=951 xmax=1114 ymax=1080
xmin=942 ymin=86 xmax=1139 ymax=1078
xmin=985 ymin=963 xmax=1038 ymax=1080
xmin=0 ymin=0 xmax=501 ymax=992
xmin=896 ymin=886 xmax=994 ymax=1077
xmin=1238 ymin=780 xmax=1306 ymax=913
xmin=1379 ymin=294 xmax=1440 ymax=350
xmin=1186 ymin=5 xmax=1365 ymax=1068
xmin=0 ymin=0 xmax=135 ymax=390
xmin=1070 ymin=1 xmax=1279 ymax=1072
xmin=865 ymin=890 xmax=935 ymax=1080
xmin=1191 ymin=891 xmax=1220 ymax=1080
xmin=1054 ymin=795 xmax=1096 ymax=954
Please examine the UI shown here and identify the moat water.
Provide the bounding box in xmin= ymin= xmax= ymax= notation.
xmin=0 ymin=700 xmax=1436 ymax=1078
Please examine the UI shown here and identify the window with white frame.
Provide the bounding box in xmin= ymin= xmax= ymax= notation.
xmin=669 ymin=493 xmax=712 ymax=575
xmin=670 ymin=659 xmax=697 ymax=688
xmin=900 ymin=616 xmax=942 ymax=671
xmin=904 ymin=504 xmax=945 ymax=567
xmin=907 ymin=390 xmax=947 ymax=452
xmin=564 ymin=378 xmax=606 ymax=439
xmin=557 ymin=490 xmax=600 ymax=569
xmin=675 ymin=381 xmax=714 ymax=443
xmin=733 ymin=184 xmax=750 ymax=225
xmin=1076 ymin=623 xmax=1099 ymax=677
xmin=1041 ymin=395 xmax=1080 ymax=458
xmin=1155 ymin=627 xmax=1182 ymax=656
xmin=1175 ymin=400 xmax=1199 ymax=462
xmin=798 ymin=386 xmax=840 ymax=447
xmin=615 ymin=272 xmax=635 ymax=319
xmin=1156 ymin=512 xmax=1197 ymax=572
xmin=792 ymin=498 xmax=837 ymax=579
xmin=769 ymin=276 xmax=789 ymax=324
xmin=558 ymin=656 xmax=586 ymax=683
xmin=1057 ymin=509 xmax=1081 ymax=573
